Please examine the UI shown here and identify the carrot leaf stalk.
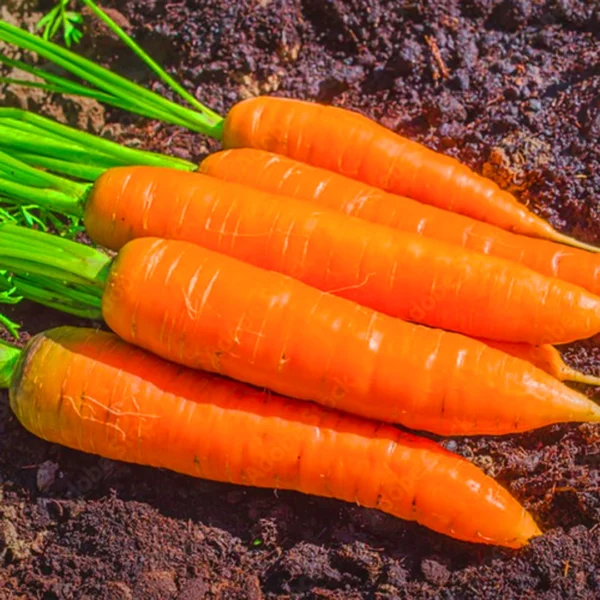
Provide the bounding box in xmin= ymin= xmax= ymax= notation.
xmin=0 ymin=223 xmax=108 ymax=283
xmin=0 ymin=149 xmax=86 ymax=195
xmin=0 ymin=151 xmax=92 ymax=235
xmin=0 ymin=198 xmax=83 ymax=239
xmin=0 ymin=52 xmax=200 ymax=128
xmin=0 ymin=17 xmax=223 ymax=137
xmin=0 ymin=173 xmax=86 ymax=219
xmin=0 ymin=151 xmax=92 ymax=236
xmin=0 ymin=109 xmax=197 ymax=173
xmin=8 ymin=154 xmax=106 ymax=182
xmin=5 ymin=273 xmax=104 ymax=320
xmin=78 ymin=0 xmax=218 ymax=123
xmin=0 ymin=224 xmax=108 ymax=323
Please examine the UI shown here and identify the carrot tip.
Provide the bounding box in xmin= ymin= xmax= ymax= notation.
xmin=518 ymin=514 xmax=544 ymax=548
xmin=493 ymin=512 xmax=543 ymax=549
xmin=551 ymin=232 xmax=600 ymax=254
xmin=562 ymin=369 xmax=600 ymax=387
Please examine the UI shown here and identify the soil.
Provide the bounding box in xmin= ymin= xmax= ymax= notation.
xmin=1 ymin=0 xmax=600 ymax=598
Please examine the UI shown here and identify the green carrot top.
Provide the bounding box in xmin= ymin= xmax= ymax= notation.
xmin=0 ymin=108 xmax=197 ymax=174
xmin=0 ymin=223 xmax=109 ymax=325
xmin=0 ymin=0 xmax=223 ymax=137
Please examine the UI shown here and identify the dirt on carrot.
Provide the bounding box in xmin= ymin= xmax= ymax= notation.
xmin=1 ymin=0 xmax=599 ymax=598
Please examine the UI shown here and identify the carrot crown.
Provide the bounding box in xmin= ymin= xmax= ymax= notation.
xmin=0 ymin=224 xmax=109 ymax=324
xmin=0 ymin=0 xmax=223 ymax=138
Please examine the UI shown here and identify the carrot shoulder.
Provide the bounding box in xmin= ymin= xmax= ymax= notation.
xmin=84 ymin=166 xmax=600 ymax=345
xmin=200 ymin=148 xmax=600 ymax=296
xmin=221 ymin=97 xmax=596 ymax=252
xmin=10 ymin=326 xmax=541 ymax=548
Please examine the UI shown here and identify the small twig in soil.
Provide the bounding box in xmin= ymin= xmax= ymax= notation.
xmin=425 ymin=35 xmax=450 ymax=81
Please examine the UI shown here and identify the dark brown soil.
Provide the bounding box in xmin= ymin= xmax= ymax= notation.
xmin=1 ymin=1 xmax=600 ymax=598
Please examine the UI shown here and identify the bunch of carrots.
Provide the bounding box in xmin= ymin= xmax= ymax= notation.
xmin=0 ymin=0 xmax=598 ymax=550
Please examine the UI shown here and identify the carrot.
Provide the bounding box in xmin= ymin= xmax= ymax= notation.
xmin=0 ymin=8 xmax=595 ymax=252
xmin=220 ymin=97 xmax=597 ymax=249
xmin=1 ymin=224 xmax=599 ymax=437
xmin=3 ymin=158 xmax=600 ymax=346
xmin=200 ymin=149 xmax=600 ymax=296
xmin=0 ymin=325 xmax=541 ymax=548
xmin=477 ymin=340 xmax=600 ymax=387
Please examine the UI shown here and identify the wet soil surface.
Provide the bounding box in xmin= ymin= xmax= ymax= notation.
xmin=1 ymin=0 xmax=600 ymax=598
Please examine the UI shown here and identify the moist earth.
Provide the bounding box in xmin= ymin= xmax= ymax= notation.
xmin=1 ymin=0 xmax=600 ymax=598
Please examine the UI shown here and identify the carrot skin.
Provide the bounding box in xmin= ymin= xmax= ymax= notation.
xmin=11 ymin=326 xmax=542 ymax=548
xmin=84 ymin=166 xmax=600 ymax=345
xmin=199 ymin=149 xmax=600 ymax=296
xmin=220 ymin=97 xmax=574 ymax=245
xmin=98 ymin=236 xmax=600 ymax=436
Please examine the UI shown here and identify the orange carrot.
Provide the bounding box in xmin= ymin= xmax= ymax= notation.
xmin=5 ymin=225 xmax=599 ymax=437
xmin=4 ymin=325 xmax=541 ymax=548
xmin=478 ymin=339 xmax=600 ymax=386
xmin=199 ymin=149 xmax=600 ymax=296
xmin=82 ymin=166 xmax=600 ymax=345
xmin=221 ymin=97 xmax=596 ymax=251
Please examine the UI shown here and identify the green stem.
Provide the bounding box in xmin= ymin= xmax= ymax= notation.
xmin=0 ymin=22 xmax=224 ymax=137
xmin=0 ymin=224 xmax=109 ymax=316
xmin=0 ymin=148 xmax=87 ymax=195
xmin=0 ymin=110 xmax=84 ymax=145
xmin=9 ymin=153 xmax=106 ymax=182
xmin=17 ymin=273 xmax=101 ymax=309
xmin=0 ymin=51 xmax=116 ymax=100
xmin=0 ymin=271 xmax=23 ymax=337
xmin=0 ymin=127 xmax=128 ymax=169
xmin=80 ymin=0 xmax=222 ymax=124
xmin=0 ymin=137 xmax=96 ymax=226
xmin=0 ymin=178 xmax=84 ymax=217
xmin=0 ymin=340 xmax=21 ymax=388
xmin=0 ymin=72 xmax=200 ymax=130
xmin=0 ymin=224 xmax=108 ymax=284
xmin=0 ymin=271 xmax=100 ymax=323
xmin=0 ymin=110 xmax=197 ymax=171
xmin=11 ymin=274 xmax=103 ymax=319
